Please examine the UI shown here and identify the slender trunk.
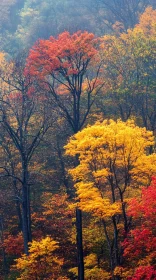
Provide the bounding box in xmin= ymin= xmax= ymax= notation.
xmin=22 ymin=161 xmax=31 ymax=254
xmin=76 ymin=208 xmax=84 ymax=280
xmin=74 ymin=153 xmax=84 ymax=280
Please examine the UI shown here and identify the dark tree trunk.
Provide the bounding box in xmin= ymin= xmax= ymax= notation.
xmin=74 ymin=154 xmax=84 ymax=280
xmin=76 ymin=208 xmax=84 ymax=280
xmin=22 ymin=162 xmax=32 ymax=255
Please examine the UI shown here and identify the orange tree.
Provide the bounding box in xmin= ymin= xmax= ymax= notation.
xmin=65 ymin=119 xmax=156 ymax=278
xmin=26 ymin=30 xmax=103 ymax=280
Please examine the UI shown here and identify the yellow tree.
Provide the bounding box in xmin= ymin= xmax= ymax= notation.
xmin=65 ymin=119 xmax=156 ymax=276
xmin=15 ymin=236 xmax=67 ymax=280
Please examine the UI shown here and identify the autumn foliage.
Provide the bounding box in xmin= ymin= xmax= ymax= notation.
xmin=3 ymin=233 xmax=24 ymax=257
xmin=122 ymin=177 xmax=156 ymax=279
xmin=0 ymin=6 xmax=156 ymax=280
xmin=27 ymin=31 xmax=99 ymax=80
xmin=26 ymin=30 xmax=102 ymax=135
xmin=100 ymin=7 xmax=156 ymax=130
xmin=65 ymin=119 xmax=156 ymax=275
xmin=14 ymin=237 xmax=66 ymax=280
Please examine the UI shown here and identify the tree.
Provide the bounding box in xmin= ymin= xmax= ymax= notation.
xmin=27 ymin=31 xmax=103 ymax=133
xmin=65 ymin=119 xmax=156 ymax=277
xmin=95 ymin=0 xmax=156 ymax=31
xmin=27 ymin=30 xmax=103 ymax=280
xmin=99 ymin=7 xmax=156 ymax=132
xmin=16 ymin=0 xmax=96 ymax=49
xmin=0 ymin=52 xmax=51 ymax=254
xmin=15 ymin=236 xmax=66 ymax=280
xmin=121 ymin=177 xmax=156 ymax=279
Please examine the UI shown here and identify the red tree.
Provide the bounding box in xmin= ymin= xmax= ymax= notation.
xmin=26 ymin=31 xmax=102 ymax=133
xmin=122 ymin=177 xmax=156 ymax=279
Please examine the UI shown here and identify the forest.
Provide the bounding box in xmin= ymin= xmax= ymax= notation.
xmin=0 ymin=1 xmax=156 ymax=279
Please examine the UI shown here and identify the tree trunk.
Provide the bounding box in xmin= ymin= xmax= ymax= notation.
xmin=76 ymin=208 xmax=84 ymax=280
xmin=22 ymin=162 xmax=32 ymax=255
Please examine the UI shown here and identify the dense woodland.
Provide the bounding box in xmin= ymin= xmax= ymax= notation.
xmin=0 ymin=1 xmax=156 ymax=279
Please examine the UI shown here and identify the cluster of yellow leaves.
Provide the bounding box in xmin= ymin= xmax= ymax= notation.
xmin=135 ymin=6 xmax=156 ymax=36
xmin=15 ymin=237 xmax=64 ymax=280
xmin=76 ymin=182 xmax=121 ymax=219
xmin=131 ymin=154 xmax=156 ymax=185
xmin=113 ymin=266 xmax=132 ymax=279
xmin=0 ymin=52 xmax=5 ymax=65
